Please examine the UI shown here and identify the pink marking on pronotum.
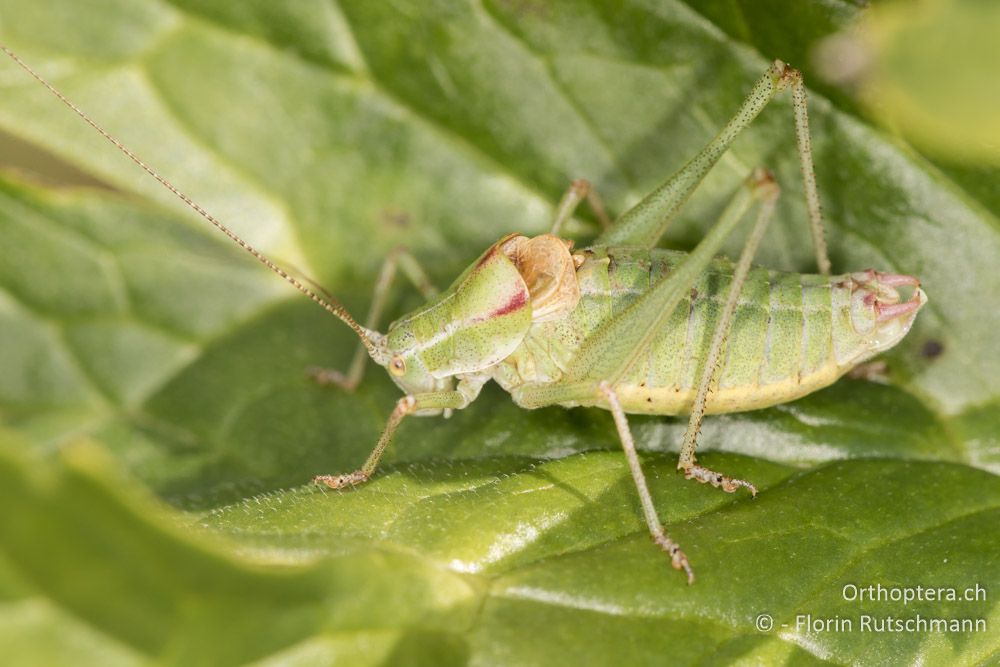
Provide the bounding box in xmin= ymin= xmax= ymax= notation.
xmin=489 ymin=289 xmax=528 ymax=318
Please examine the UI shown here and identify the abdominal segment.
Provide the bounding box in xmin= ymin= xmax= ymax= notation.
xmin=498 ymin=247 xmax=861 ymax=415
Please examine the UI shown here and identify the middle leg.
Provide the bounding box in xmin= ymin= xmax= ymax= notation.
xmin=600 ymin=381 xmax=694 ymax=584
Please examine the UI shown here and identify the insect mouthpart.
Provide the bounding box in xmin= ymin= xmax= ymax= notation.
xmin=363 ymin=329 xmax=390 ymax=365
xmin=849 ymin=270 xmax=927 ymax=352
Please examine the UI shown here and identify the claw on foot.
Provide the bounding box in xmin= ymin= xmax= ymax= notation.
xmin=654 ymin=534 xmax=695 ymax=585
xmin=683 ymin=464 xmax=757 ymax=497
xmin=313 ymin=470 xmax=369 ymax=489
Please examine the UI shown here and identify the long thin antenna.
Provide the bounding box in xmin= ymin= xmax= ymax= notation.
xmin=1 ymin=45 xmax=377 ymax=356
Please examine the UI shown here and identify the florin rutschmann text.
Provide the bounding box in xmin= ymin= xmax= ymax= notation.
xmin=755 ymin=583 xmax=988 ymax=635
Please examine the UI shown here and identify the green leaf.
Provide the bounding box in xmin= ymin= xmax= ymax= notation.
xmin=856 ymin=0 xmax=1000 ymax=166
xmin=0 ymin=1 xmax=997 ymax=665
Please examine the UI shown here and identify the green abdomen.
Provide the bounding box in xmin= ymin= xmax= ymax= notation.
xmin=498 ymin=247 xmax=859 ymax=415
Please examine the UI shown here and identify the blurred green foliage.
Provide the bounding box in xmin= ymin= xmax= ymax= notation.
xmin=856 ymin=0 xmax=1000 ymax=166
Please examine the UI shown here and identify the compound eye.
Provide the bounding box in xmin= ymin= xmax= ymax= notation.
xmin=389 ymin=356 xmax=407 ymax=377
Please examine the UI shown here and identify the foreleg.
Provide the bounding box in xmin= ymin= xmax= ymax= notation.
xmin=549 ymin=178 xmax=611 ymax=236
xmin=309 ymin=247 xmax=437 ymax=391
xmin=313 ymin=380 xmax=482 ymax=489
